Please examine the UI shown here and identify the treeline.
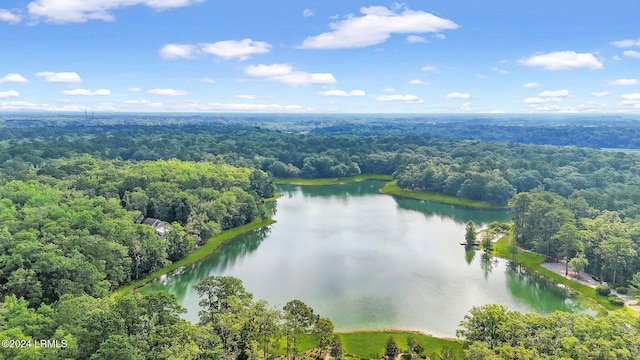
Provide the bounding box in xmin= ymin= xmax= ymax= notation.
xmin=457 ymin=304 xmax=640 ymax=359
xmin=0 ymin=156 xmax=274 ymax=307
xmin=0 ymin=276 xmax=341 ymax=359
xmin=3 ymin=124 xmax=640 ymax=207
xmin=510 ymin=190 xmax=640 ymax=290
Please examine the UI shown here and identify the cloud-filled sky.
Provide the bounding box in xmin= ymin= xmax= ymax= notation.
xmin=0 ymin=0 xmax=639 ymax=113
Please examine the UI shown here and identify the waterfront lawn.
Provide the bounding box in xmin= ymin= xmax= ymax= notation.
xmin=380 ymin=180 xmax=506 ymax=209
xmin=276 ymin=174 xmax=393 ymax=185
xmin=112 ymin=218 xmax=276 ymax=297
xmin=493 ymin=234 xmax=631 ymax=314
xmin=339 ymin=331 xmax=464 ymax=359
xmin=270 ymin=331 xmax=463 ymax=359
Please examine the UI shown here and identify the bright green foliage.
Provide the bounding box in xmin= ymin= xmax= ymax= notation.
xmin=481 ymin=229 xmax=494 ymax=251
xmin=595 ymin=285 xmax=611 ymax=296
xmin=0 ymin=157 xmax=273 ymax=307
xmin=608 ymin=295 xmax=624 ymax=306
xmin=568 ymin=253 xmax=588 ymax=276
xmin=629 ymin=272 xmax=640 ymax=298
xmin=283 ymin=299 xmax=318 ymax=357
xmin=459 ymin=305 xmax=640 ymax=359
xmin=315 ymin=317 xmax=335 ymax=356
xmin=0 ymin=291 xmax=223 ymax=360
xmin=552 ymin=223 xmax=582 ymax=275
xmin=616 ymin=286 xmax=628 ymax=294
xmin=465 ymin=220 xmax=476 ymax=249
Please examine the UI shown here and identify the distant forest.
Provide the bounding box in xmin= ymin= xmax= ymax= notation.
xmin=2 ymin=115 xmax=640 ymax=359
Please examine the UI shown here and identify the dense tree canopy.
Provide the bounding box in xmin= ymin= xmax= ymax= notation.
xmin=458 ymin=304 xmax=640 ymax=359
xmin=3 ymin=117 xmax=640 ymax=359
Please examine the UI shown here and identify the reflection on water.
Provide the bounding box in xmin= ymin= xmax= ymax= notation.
xmin=145 ymin=180 xmax=597 ymax=337
xmin=479 ymin=252 xmax=498 ymax=279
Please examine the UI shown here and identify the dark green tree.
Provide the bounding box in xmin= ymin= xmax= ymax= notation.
xmin=385 ymin=336 xmax=399 ymax=359
xmin=465 ymin=220 xmax=476 ymax=249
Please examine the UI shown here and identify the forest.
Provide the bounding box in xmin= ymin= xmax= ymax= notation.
xmin=1 ymin=115 xmax=640 ymax=359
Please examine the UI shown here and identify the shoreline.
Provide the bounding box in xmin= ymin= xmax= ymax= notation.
xmin=380 ymin=180 xmax=507 ymax=209
xmin=275 ymin=173 xmax=392 ymax=185
xmin=111 ymin=217 xmax=276 ymax=298
xmin=277 ymin=174 xmax=507 ymax=209
xmin=493 ymin=234 xmax=638 ymax=315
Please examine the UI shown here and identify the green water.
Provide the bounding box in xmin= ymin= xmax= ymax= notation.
xmin=145 ymin=180 xmax=596 ymax=337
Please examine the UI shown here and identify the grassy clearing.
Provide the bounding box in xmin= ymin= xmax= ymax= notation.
xmin=112 ymin=218 xmax=276 ymax=298
xmin=380 ymin=180 xmax=506 ymax=209
xmin=339 ymin=331 xmax=464 ymax=359
xmin=276 ymin=174 xmax=393 ymax=186
xmin=493 ymin=234 xmax=633 ymax=314
xmin=270 ymin=331 xmax=463 ymax=359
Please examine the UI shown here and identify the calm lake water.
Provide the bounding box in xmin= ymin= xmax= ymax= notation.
xmin=145 ymin=180 xmax=596 ymax=337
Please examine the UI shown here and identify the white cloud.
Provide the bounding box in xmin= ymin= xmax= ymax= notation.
xmin=445 ymin=92 xmax=471 ymax=99
xmin=147 ymin=88 xmax=189 ymax=96
xmin=244 ymin=63 xmax=336 ymax=87
xmin=488 ymin=109 xmax=505 ymax=114
xmin=491 ymin=67 xmax=510 ymax=74
xmin=407 ymin=35 xmax=427 ymax=43
xmin=524 ymin=97 xmax=547 ymax=104
xmin=27 ymin=0 xmax=205 ymax=24
xmin=611 ymin=38 xmax=640 ymax=48
xmin=620 ymin=93 xmax=640 ymax=107
xmin=539 ymin=89 xmax=569 ymax=98
xmin=164 ymin=102 xmax=312 ymax=112
xmin=201 ymin=77 xmax=216 ymax=84
xmin=432 ymin=33 xmax=446 ymax=40
xmin=0 ymin=90 xmax=20 ymax=98
xmin=408 ymin=79 xmax=429 ymax=86
xmin=128 ymin=87 xmax=141 ymax=92
xmin=612 ymin=55 xmax=621 ymax=61
xmin=375 ymin=94 xmax=423 ymax=104
xmin=200 ymin=39 xmax=271 ymax=61
xmin=234 ymin=94 xmax=256 ymax=100
xmin=0 ymin=9 xmax=22 ymax=24
xmin=476 ymin=74 xmax=487 ymax=79
xmin=0 ymin=73 xmax=29 ymax=83
xmin=421 ymin=65 xmax=439 ymax=73
xmin=318 ymin=89 xmax=366 ymax=97
xmin=519 ymin=51 xmax=603 ymax=71
xmin=124 ymin=99 xmax=150 ymax=104
xmin=522 ymin=82 xmax=541 ymax=88
xmin=624 ymin=50 xmax=640 ymax=59
xmin=303 ymin=9 xmax=315 ymax=17
xmin=36 ymin=71 xmax=82 ymax=83
xmin=608 ymin=78 xmax=639 ymax=86
xmin=459 ymin=102 xmax=473 ymax=112
xmin=298 ymin=5 xmax=459 ymax=49
xmin=591 ymin=91 xmax=609 ymax=98
xmin=159 ymin=44 xmax=197 ymax=59
xmin=525 ymin=89 xmax=569 ymax=104
xmin=383 ymin=88 xmax=396 ymax=93
xmin=61 ymin=88 xmax=111 ymax=96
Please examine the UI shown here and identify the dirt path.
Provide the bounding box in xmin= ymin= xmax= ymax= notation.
xmin=540 ymin=260 xmax=640 ymax=311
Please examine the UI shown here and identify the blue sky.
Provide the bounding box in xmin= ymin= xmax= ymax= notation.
xmin=0 ymin=0 xmax=639 ymax=114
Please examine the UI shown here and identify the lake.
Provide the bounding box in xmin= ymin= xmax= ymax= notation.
xmin=145 ymin=180 xmax=596 ymax=337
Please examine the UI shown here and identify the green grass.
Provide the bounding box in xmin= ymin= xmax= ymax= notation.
xmin=493 ymin=234 xmax=634 ymax=314
xmin=276 ymin=174 xmax=393 ymax=186
xmin=380 ymin=180 xmax=507 ymax=209
xmin=269 ymin=331 xmax=464 ymax=359
xmin=339 ymin=331 xmax=464 ymax=359
xmin=111 ymin=218 xmax=276 ymax=298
